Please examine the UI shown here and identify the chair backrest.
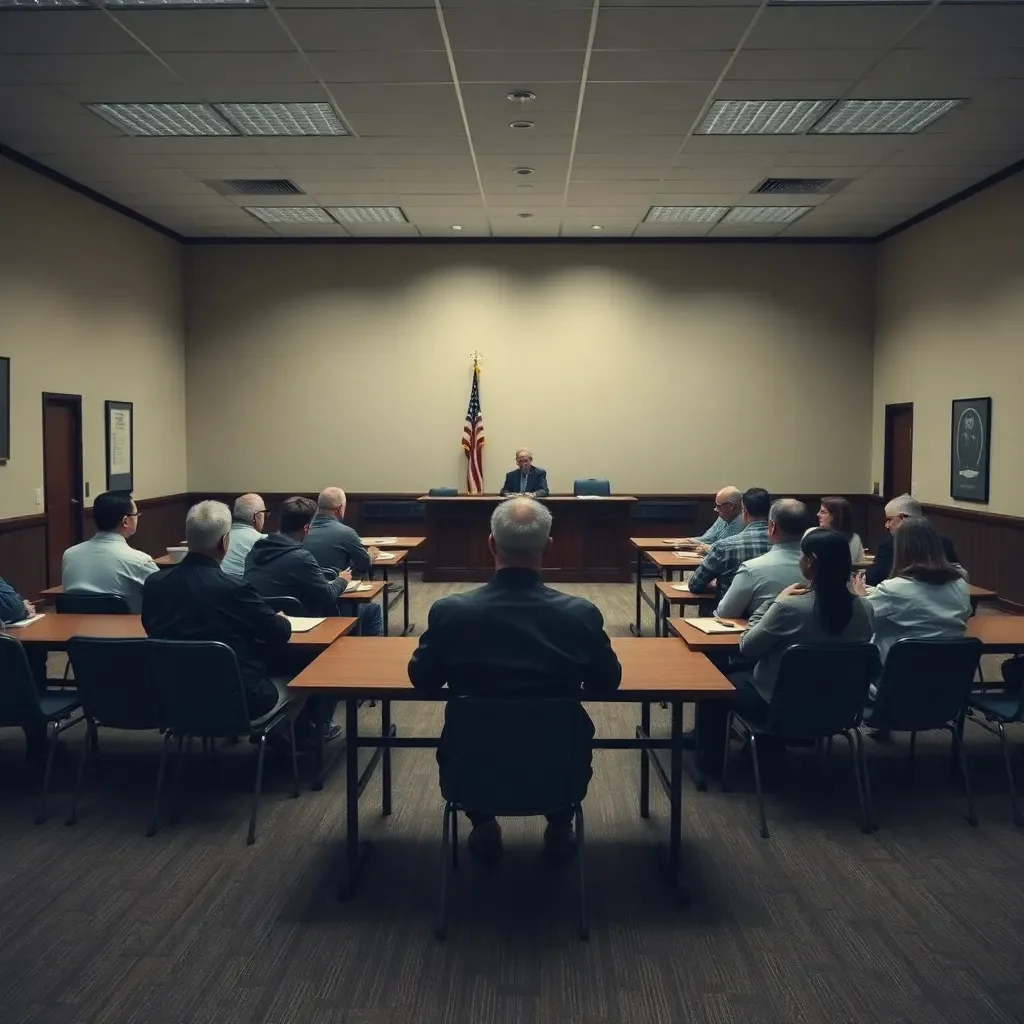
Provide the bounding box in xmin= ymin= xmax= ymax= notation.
xmin=440 ymin=697 xmax=591 ymax=815
xmin=870 ymin=637 xmax=983 ymax=732
xmin=55 ymin=592 xmax=131 ymax=614
xmin=428 ymin=487 xmax=458 ymax=497
xmin=767 ymin=643 xmax=879 ymax=738
xmin=146 ymin=640 xmax=254 ymax=737
xmin=66 ymin=637 xmax=161 ymax=730
xmin=0 ymin=634 xmax=45 ymax=728
xmin=262 ymin=594 xmax=304 ymax=615
xmin=573 ymin=478 xmax=611 ymax=497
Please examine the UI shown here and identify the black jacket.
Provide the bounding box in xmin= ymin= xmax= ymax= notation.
xmin=500 ymin=467 xmax=549 ymax=498
xmin=141 ymin=553 xmax=291 ymax=716
xmin=865 ymin=533 xmax=960 ymax=587
xmin=303 ymin=513 xmax=372 ymax=575
xmin=244 ymin=533 xmax=346 ymax=617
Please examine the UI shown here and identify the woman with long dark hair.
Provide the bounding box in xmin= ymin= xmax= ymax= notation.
xmin=818 ymin=495 xmax=865 ymax=563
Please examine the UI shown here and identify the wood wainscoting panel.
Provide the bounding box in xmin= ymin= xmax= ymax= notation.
xmin=0 ymin=514 xmax=48 ymax=603
xmin=83 ymin=493 xmax=193 ymax=561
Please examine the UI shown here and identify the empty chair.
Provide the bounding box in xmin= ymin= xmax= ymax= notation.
xmin=54 ymin=593 xmax=131 ymax=614
xmin=65 ymin=637 xmax=163 ymax=832
xmin=573 ymin=479 xmax=611 ymax=497
xmin=722 ymin=643 xmax=878 ymax=838
xmin=0 ymin=634 xmax=83 ymax=824
xmin=262 ymin=595 xmax=304 ymax=616
xmin=435 ymin=697 xmax=591 ymax=941
xmin=146 ymin=639 xmax=299 ymax=845
xmin=428 ymin=487 xmax=459 ymax=497
xmin=969 ymin=684 xmax=1024 ymax=826
xmin=861 ymin=638 xmax=982 ymax=829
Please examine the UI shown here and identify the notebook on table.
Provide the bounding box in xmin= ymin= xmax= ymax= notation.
xmin=373 ymin=552 xmax=396 ymax=560
xmin=361 ymin=537 xmax=398 ymax=545
xmin=283 ymin=616 xmax=326 ymax=633
xmin=4 ymin=613 xmax=45 ymax=628
xmin=344 ymin=581 xmax=374 ymax=594
xmin=685 ymin=618 xmax=746 ymax=635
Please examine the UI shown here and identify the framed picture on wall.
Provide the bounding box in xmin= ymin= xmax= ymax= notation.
xmin=950 ymin=396 xmax=991 ymax=504
xmin=105 ymin=400 xmax=134 ymax=491
xmin=0 ymin=356 xmax=9 ymax=462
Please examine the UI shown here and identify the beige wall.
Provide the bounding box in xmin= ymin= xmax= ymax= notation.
xmin=0 ymin=155 xmax=187 ymax=519
xmin=872 ymin=171 xmax=1024 ymax=515
xmin=185 ymin=243 xmax=875 ymax=497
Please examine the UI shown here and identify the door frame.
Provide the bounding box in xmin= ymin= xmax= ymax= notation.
xmin=883 ymin=401 xmax=914 ymax=499
xmin=41 ymin=391 xmax=85 ymax=585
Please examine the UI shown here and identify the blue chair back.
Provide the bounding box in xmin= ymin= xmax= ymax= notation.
xmin=573 ymin=479 xmax=611 ymax=497
xmin=766 ymin=643 xmax=879 ymax=738
xmin=0 ymin=634 xmax=45 ymax=728
xmin=440 ymin=698 xmax=591 ymax=815
xmin=66 ymin=637 xmax=160 ymax=730
xmin=147 ymin=640 xmax=255 ymax=737
xmin=869 ymin=638 xmax=982 ymax=732
xmin=428 ymin=487 xmax=459 ymax=497
xmin=262 ymin=595 xmax=304 ymax=616
xmin=55 ymin=593 xmax=131 ymax=614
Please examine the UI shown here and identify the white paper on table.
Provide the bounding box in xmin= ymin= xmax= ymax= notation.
xmin=670 ymin=583 xmax=692 ymax=592
xmin=686 ymin=618 xmax=746 ymax=635
xmin=5 ymin=613 xmax=45 ymax=628
xmin=575 ymin=494 xmax=606 ymax=500
xmin=361 ymin=537 xmax=398 ymax=545
xmin=662 ymin=539 xmax=689 ymax=545
xmin=673 ymin=551 xmax=697 ymax=559
xmin=345 ymin=581 xmax=374 ymax=593
xmin=283 ymin=616 xmax=325 ymax=632
xmin=374 ymin=552 xmax=395 ymax=560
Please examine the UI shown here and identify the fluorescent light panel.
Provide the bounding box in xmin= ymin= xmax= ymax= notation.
xmin=811 ymin=98 xmax=962 ymax=134
xmin=103 ymin=0 xmax=265 ymax=6
xmin=215 ymin=102 xmax=348 ymax=137
xmin=86 ymin=102 xmax=234 ymax=137
xmin=0 ymin=0 xmax=92 ymax=7
xmin=698 ymin=99 xmax=834 ymax=136
xmin=722 ymin=206 xmax=812 ymax=225
xmin=645 ymin=206 xmax=729 ymax=224
xmin=245 ymin=207 xmax=334 ymax=224
xmin=328 ymin=207 xmax=407 ymax=224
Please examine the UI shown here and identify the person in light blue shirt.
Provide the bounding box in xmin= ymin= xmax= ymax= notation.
xmin=61 ymin=491 xmax=159 ymax=613
xmin=220 ymin=493 xmax=269 ymax=578
xmin=716 ymin=499 xmax=809 ymax=619
xmin=0 ymin=575 xmax=33 ymax=624
xmin=678 ymin=486 xmax=744 ymax=551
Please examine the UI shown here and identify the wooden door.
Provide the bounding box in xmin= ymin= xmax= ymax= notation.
xmin=42 ymin=393 xmax=84 ymax=586
xmin=884 ymin=403 xmax=914 ymax=498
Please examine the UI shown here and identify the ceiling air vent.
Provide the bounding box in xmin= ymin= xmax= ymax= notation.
xmin=209 ymin=178 xmax=304 ymax=196
xmin=754 ymin=177 xmax=834 ymax=194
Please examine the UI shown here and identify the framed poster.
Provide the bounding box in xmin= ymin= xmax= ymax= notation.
xmin=950 ymin=396 xmax=991 ymax=504
xmin=105 ymin=400 xmax=134 ymax=491
xmin=0 ymin=356 xmax=8 ymax=462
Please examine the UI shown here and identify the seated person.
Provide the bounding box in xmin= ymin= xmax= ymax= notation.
xmin=716 ymin=499 xmax=808 ymax=619
xmin=499 ymin=448 xmax=549 ymax=498
xmin=817 ymin=495 xmax=864 ymax=563
xmin=62 ymin=490 xmax=159 ymax=613
xmin=854 ymin=517 xmax=971 ymax=664
xmin=408 ymin=496 xmax=621 ymax=862
xmin=220 ymin=493 xmax=268 ymax=578
xmin=677 ymin=485 xmax=745 ymax=552
xmin=686 ymin=487 xmax=772 ymax=606
xmin=0 ymin=575 xmax=35 ymax=626
xmin=732 ymin=528 xmax=874 ymax=716
xmin=1 ymin=576 xmax=48 ymax=762
xmin=864 ymin=494 xmax=961 ymax=586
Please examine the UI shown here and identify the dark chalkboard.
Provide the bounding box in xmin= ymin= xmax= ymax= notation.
xmin=0 ymin=357 xmax=9 ymax=462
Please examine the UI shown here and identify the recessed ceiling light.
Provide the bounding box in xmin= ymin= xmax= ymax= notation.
xmin=215 ymin=102 xmax=348 ymax=137
xmin=327 ymin=206 xmax=407 ymax=224
xmin=85 ymin=102 xmax=235 ymax=137
xmin=452 ymin=225 xmax=463 ymax=231
xmin=513 ymin=167 xmax=534 ymax=176
xmin=644 ymin=206 xmax=729 ymax=224
xmin=245 ymin=207 xmax=333 ymax=224
xmin=517 ymin=212 xmax=534 ymax=219
xmin=810 ymin=98 xmax=962 ymax=135
xmin=721 ymin=206 xmax=812 ymax=225
xmin=591 ymin=225 xmax=603 ymax=231
xmin=0 ymin=0 xmax=92 ymax=7
xmin=103 ymin=0 xmax=266 ymax=7
xmin=698 ymin=99 xmax=835 ymax=136
xmin=509 ymin=120 xmax=535 ymax=130
xmin=507 ymin=91 xmax=537 ymax=103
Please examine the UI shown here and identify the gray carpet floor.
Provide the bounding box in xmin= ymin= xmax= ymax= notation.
xmin=1 ymin=582 xmax=1023 ymax=1024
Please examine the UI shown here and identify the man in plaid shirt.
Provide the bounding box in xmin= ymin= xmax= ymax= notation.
xmin=686 ymin=487 xmax=772 ymax=604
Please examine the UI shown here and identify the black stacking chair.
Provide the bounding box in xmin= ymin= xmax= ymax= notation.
xmin=436 ymin=697 xmax=592 ymax=941
xmin=54 ymin=593 xmax=131 ymax=614
xmin=262 ymin=595 xmax=304 ymax=616
xmin=969 ymin=683 xmax=1024 ymax=826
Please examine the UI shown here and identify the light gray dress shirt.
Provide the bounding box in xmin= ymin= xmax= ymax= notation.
xmin=865 ymin=575 xmax=971 ymax=663
xmin=221 ymin=522 xmax=266 ymax=578
xmin=696 ymin=514 xmax=745 ymax=546
xmin=61 ymin=531 xmax=160 ymax=613
xmin=716 ymin=541 xmax=805 ymax=619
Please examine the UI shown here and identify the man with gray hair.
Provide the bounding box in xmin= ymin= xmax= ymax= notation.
xmin=220 ymin=493 xmax=268 ymax=578
xmin=409 ymin=496 xmax=621 ymax=864
xmin=304 ymin=486 xmax=378 ymax=578
xmin=864 ymin=493 xmax=960 ymax=586
xmin=677 ymin=485 xmax=745 ymax=553
xmin=499 ymin=448 xmax=549 ymax=498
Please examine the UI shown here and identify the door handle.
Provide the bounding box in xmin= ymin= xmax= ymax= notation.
xmin=70 ymin=498 xmax=80 ymax=506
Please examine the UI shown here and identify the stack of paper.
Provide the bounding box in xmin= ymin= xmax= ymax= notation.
xmin=345 ymin=581 xmax=374 ymax=593
xmin=662 ymin=539 xmax=688 ymax=545
xmin=4 ymin=613 xmax=45 ymax=628
xmin=284 ymin=616 xmax=326 ymax=632
xmin=686 ymin=618 xmax=746 ymax=635
xmin=670 ymin=582 xmax=692 ymax=592
xmin=361 ymin=536 xmax=398 ymax=545
xmin=374 ymin=552 xmax=396 ymax=560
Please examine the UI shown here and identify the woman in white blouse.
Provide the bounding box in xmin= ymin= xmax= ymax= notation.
xmin=817 ymin=496 xmax=865 ymax=563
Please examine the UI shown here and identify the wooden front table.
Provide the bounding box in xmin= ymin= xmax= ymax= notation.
xmin=654 ymin=580 xmax=721 ymax=636
xmin=289 ymin=635 xmax=733 ymax=903
xmin=419 ymin=495 xmax=637 ymax=584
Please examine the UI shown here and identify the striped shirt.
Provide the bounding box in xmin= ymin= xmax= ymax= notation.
xmin=686 ymin=520 xmax=771 ymax=601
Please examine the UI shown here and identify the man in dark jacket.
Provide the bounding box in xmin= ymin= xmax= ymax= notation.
xmin=408 ymin=496 xmax=621 ymax=862
xmin=499 ymin=448 xmax=549 ymax=497
xmin=1 ymin=576 xmax=50 ymax=761
xmin=865 ymin=494 xmax=962 ymax=586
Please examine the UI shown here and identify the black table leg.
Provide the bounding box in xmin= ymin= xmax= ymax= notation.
xmin=630 ymin=547 xmax=644 ymax=636
xmin=661 ymin=700 xmax=690 ymax=905
xmin=313 ymin=709 xmax=326 ymax=791
xmin=640 ymin=702 xmax=651 ymax=818
xmin=338 ymin=699 xmax=366 ymax=901
xmin=381 ymin=587 xmax=389 ymax=637
xmin=381 ymin=700 xmax=392 ymax=817
xmin=402 ymin=556 xmax=413 ymax=635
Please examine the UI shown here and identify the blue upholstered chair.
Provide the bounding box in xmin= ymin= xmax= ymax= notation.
xmin=428 ymin=487 xmax=459 ymax=497
xmin=969 ymin=684 xmax=1024 ymax=826
xmin=54 ymin=593 xmax=131 ymax=614
xmin=573 ymin=479 xmax=611 ymax=497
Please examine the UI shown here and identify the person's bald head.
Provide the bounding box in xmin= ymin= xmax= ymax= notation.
xmin=768 ymin=498 xmax=809 ymax=544
xmin=232 ymin=493 xmax=267 ymax=530
xmin=489 ymin=496 xmax=552 ymax=569
xmin=317 ymin=487 xmax=347 ymax=520
xmin=714 ymin=485 xmax=742 ymax=522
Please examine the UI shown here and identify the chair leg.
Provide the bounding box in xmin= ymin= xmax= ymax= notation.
xmin=844 ymin=730 xmax=871 ymax=834
xmin=35 ymin=721 xmax=61 ymax=825
xmin=66 ymin=724 xmax=94 ymax=826
xmin=821 ymin=735 xmax=834 ymax=794
xmin=247 ymin=733 xmax=269 ymax=846
xmin=451 ymin=807 xmax=459 ymax=870
xmin=853 ymin=727 xmax=877 ymax=832
xmin=576 ymin=805 xmax=589 ymax=941
xmin=749 ymin=733 xmax=769 ymax=839
xmin=908 ymin=731 xmax=917 ymax=781
xmin=950 ymin=726 xmax=978 ymax=827
xmin=996 ymin=722 xmax=1022 ymax=826
xmin=720 ymin=710 xmax=734 ymax=791
xmin=288 ymin=719 xmax=300 ymax=799
xmin=170 ymin=734 xmax=187 ymax=824
xmin=147 ymin=731 xmax=173 ymax=837
xmin=436 ymin=803 xmax=452 ymax=940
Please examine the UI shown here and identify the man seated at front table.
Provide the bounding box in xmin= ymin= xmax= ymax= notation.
xmin=1 ymin=575 xmax=49 ymax=763
xmin=864 ymin=493 xmax=963 ymax=587
xmin=62 ymin=490 xmax=159 ymax=613
xmin=676 ymin=485 xmax=745 ymax=553
xmin=408 ymin=496 xmax=621 ymax=863
xmin=220 ymin=493 xmax=268 ymax=579
xmin=715 ymin=499 xmax=809 ymax=619
xmin=499 ymin=448 xmax=549 ymax=498
xmin=685 ymin=487 xmax=773 ymax=608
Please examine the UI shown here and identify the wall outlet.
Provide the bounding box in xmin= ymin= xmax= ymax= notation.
xmin=34 ymin=488 xmax=43 ymax=506
xmin=85 ymin=482 xmax=90 ymax=497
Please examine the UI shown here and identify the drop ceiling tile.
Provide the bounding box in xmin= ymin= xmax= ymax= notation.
xmin=708 ymin=222 xmax=786 ymax=237
xmin=583 ymin=82 xmax=716 ymax=113
xmin=684 ymin=135 xmax=794 ymax=154
xmin=575 ymin=134 xmax=688 ymax=155
xmin=278 ymin=9 xmax=444 ymax=51
xmin=301 ymin=191 xmax=401 ymax=205
xmin=568 ymin=180 xmax=664 ymax=196
xmin=285 ymin=179 xmax=395 ymax=195
xmin=587 ymin=50 xmax=732 ymax=83
xmin=744 ymin=5 xmax=924 ymax=50
xmin=770 ymin=152 xmax=887 ymax=169
xmin=561 ymin=220 xmax=638 ymax=236
xmin=727 ymin=50 xmax=885 ymax=82
xmin=376 ymin=152 xmax=477 ymax=169
xmin=570 ymin=167 xmax=662 ymax=182
xmin=593 ymin=7 xmax=755 ymax=50
xmin=251 ymin=137 xmax=372 ymax=156
xmin=396 ymin=181 xmax=482 ymax=194
xmin=112 ymin=10 xmax=293 ymax=53
xmin=273 ymin=0 xmax=433 ymax=7
xmin=659 ymin=177 xmax=762 ymax=194
xmin=476 ymin=154 xmax=568 ymax=172
xmin=869 ymin=47 xmax=1023 ymax=82
xmin=444 ymin=9 xmax=593 ymax=50
xmin=900 ymin=5 xmax=1024 ymax=49
xmin=573 ymin=152 xmax=677 ymax=169
xmin=346 ymin=110 xmax=466 ymax=136
xmin=784 ymin=135 xmax=903 ymax=158
xmin=634 ymin=222 xmax=715 ymax=238
xmin=0 ymin=53 xmax=178 ymax=89
xmin=161 ymin=52 xmax=318 ymax=86
xmin=577 ymin=110 xmax=699 ymax=135
xmin=0 ymin=11 xmax=144 ymax=55
xmin=454 ymin=50 xmax=585 ymax=82
xmin=650 ymin=192 xmax=770 ymax=206
xmin=486 ymin=193 xmax=566 ymax=206
xmin=328 ymin=84 xmax=459 ymax=113
xmin=171 ymin=154 xmax=281 ymax=171
xmin=713 ymin=80 xmax=853 ymax=102
xmin=466 ymin=111 xmax=578 ymax=136
xmin=471 ymin=135 xmax=574 ymax=155
xmin=312 ymin=51 xmax=453 ymax=84
xmin=343 ymin=222 xmax=421 ymax=237
xmin=461 ymin=83 xmax=582 ymax=114
xmin=365 ymin=136 xmax=475 ymax=154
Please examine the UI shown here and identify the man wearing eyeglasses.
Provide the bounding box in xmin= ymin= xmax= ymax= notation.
xmin=220 ymin=493 xmax=269 ymax=579
xmin=863 ymin=493 xmax=961 ymax=587
xmin=61 ymin=490 xmax=159 ymax=613
xmin=675 ymin=485 xmax=745 ymax=554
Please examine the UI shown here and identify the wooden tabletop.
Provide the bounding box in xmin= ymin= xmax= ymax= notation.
xmin=339 ymin=581 xmax=387 ymax=602
xmin=968 ymin=585 xmax=998 ymax=603
xmin=631 ymin=537 xmax=696 ymax=551
xmin=644 ymin=549 xmax=704 ymax=570
xmin=4 ymin=614 xmax=358 ymax=648
xmin=288 ymin=635 xmax=734 ymax=700
xmin=360 ymin=536 xmax=425 ymax=550
xmin=371 ymin=549 xmax=408 ymax=567
xmin=669 ymin=618 xmax=748 ymax=652
xmin=418 ymin=494 xmax=637 ymax=502
xmin=655 ymin=580 xmax=714 ymax=605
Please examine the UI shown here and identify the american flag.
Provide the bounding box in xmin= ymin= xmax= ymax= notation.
xmin=462 ymin=362 xmax=485 ymax=494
